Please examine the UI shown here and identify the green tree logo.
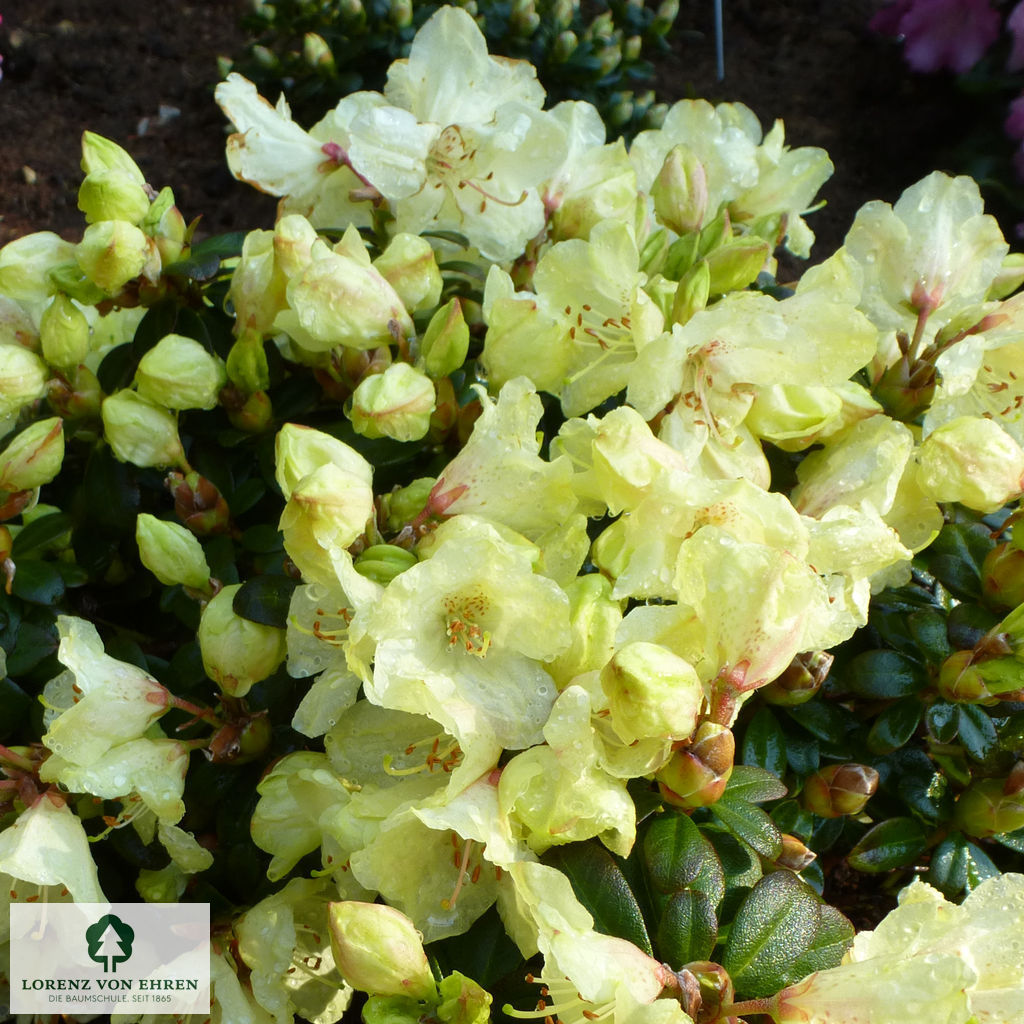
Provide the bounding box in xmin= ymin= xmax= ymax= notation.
xmin=85 ymin=914 xmax=135 ymax=973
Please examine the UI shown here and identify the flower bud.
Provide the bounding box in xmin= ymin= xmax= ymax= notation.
xmin=954 ymin=776 xmax=1024 ymax=838
xmin=775 ymin=833 xmax=817 ymax=872
xmin=40 ymin=294 xmax=91 ymax=371
xmin=705 ymin=238 xmax=771 ymax=294
xmin=349 ymin=363 xmax=435 ymax=442
xmin=230 ymin=230 xmax=289 ymax=336
xmin=761 ymin=650 xmax=833 ymax=706
xmin=0 ymin=418 xmax=64 ymax=492
xmin=651 ymin=145 xmax=708 ymax=236
xmin=553 ymin=30 xmax=578 ymax=62
xmin=46 ymin=364 xmax=103 ymax=422
xmin=0 ymin=295 xmax=38 ymax=350
xmin=142 ymin=187 xmax=187 ymax=265
xmin=303 ymin=31 xmax=335 ymax=70
xmin=101 ymin=390 xmax=186 ymax=469
xmin=275 ymin=241 xmax=413 ymax=353
xmin=226 ymin=329 xmax=271 ymax=394
xmin=670 ymin=259 xmax=711 ymax=328
xmin=226 ymin=389 xmax=273 ymax=434
xmin=656 ymin=722 xmax=734 ymax=809
xmin=353 ymin=544 xmax=418 ymax=585
xmin=381 ymin=477 xmax=434 ymax=532
xmin=937 ymin=649 xmax=994 ymax=704
xmin=0 ymin=232 xmax=76 ymax=305
xmin=389 ymin=0 xmax=413 ymax=29
xmin=75 ymin=220 xmax=157 ymax=294
xmin=135 ymin=513 xmax=211 ymax=590
xmin=802 ymin=763 xmax=879 ymax=818
xmin=328 ymin=901 xmax=436 ymax=1000
xmin=78 ymin=168 xmax=152 ymax=225
xmin=420 ymin=299 xmax=470 ymax=380
xmin=374 ymin=234 xmax=442 ymax=314
xmin=80 ymin=131 xmax=146 ymax=181
xmin=0 ymin=346 xmax=48 ymax=424
xmin=198 ymin=583 xmax=287 ymax=697
xmin=136 ymin=334 xmax=227 ymax=410
xmin=917 ymin=417 xmax=1024 ymax=513
xmin=167 ymin=470 xmax=232 ymax=537
xmin=678 ymin=961 xmax=733 ymax=1024
xmin=600 ymin=641 xmax=703 ymax=744
xmin=981 ymin=542 xmax=1024 ymax=611
xmin=274 ymin=423 xmax=373 ymax=501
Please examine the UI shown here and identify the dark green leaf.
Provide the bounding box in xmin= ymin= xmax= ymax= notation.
xmin=185 ymin=231 xmax=248 ymax=262
xmin=162 ymin=251 xmax=222 ymax=281
xmin=741 ymin=708 xmax=787 ymax=780
xmin=642 ymin=811 xmax=725 ymax=907
xmin=946 ymin=602 xmax=999 ymax=652
xmin=887 ymin=747 xmax=953 ymax=823
xmin=96 ymin=341 xmax=140 ymax=393
xmin=845 ymin=650 xmax=927 ymax=699
xmin=10 ymin=561 xmax=65 ymax=606
xmin=907 ymin=608 xmax=953 ymax=664
xmin=723 ymin=764 xmax=788 ymax=804
xmin=785 ymin=701 xmax=856 ymax=745
xmin=655 ymin=890 xmax=717 ymax=965
xmin=963 ymin=841 xmax=1000 ymax=892
xmin=431 ymin=906 xmax=524 ymax=989
xmin=543 ymin=843 xmax=652 ymax=955
xmin=994 ymin=825 xmax=1024 ymax=853
xmin=926 ymin=833 xmax=969 ymax=896
xmin=0 ymin=676 xmax=32 ymax=739
xmin=231 ymin=575 xmax=298 ymax=629
xmin=711 ymin=796 xmax=783 ymax=859
xmin=770 ymin=800 xmax=814 ymax=840
xmin=4 ymin=619 xmax=58 ymax=675
xmin=926 ymin=522 xmax=994 ymax=601
xmin=866 ymin=697 xmax=922 ymax=755
xmin=926 ymin=701 xmax=959 ymax=744
xmin=958 ymin=704 xmax=997 ymax=761
xmin=847 ymin=817 xmax=928 ymax=872
xmin=240 ymin=524 xmax=285 ymax=554
xmin=702 ymin=826 xmax=762 ymax=892
xmin=722 ymin=872 xmax=853 ymax=998
xmin=10 ymin=513 xmax=72 ymax=558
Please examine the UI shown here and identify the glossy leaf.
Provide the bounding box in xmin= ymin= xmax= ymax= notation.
xmin=722 ymin=871 xmax=853 ymax=998
xmin=846 ymin=817 xmax=928 ymax=873
xmin=10 ymin=560 xmax=65 ymax=606
xmin=926 ymin=522 xmax=994 ymax=601
xmin=711 ymin=795 xmax=783 ymax=860
xmin=866 ymin=697 xmax=922 ymax=755
xmin=845 ymin=650 xmax=927 ymax=699
xmin=655 ymin=889 xmax=717 ymax=965
xmin=957 ymin=704 xmax=997 ymax=761
xmin=926 ymin=701 xmax=959 ymax=744
xmin=543 ymin=842 xmax=653 ymax=955
xmin=741 ymin=708 xmax=787 ymax=780
xmin=10 ymin=513 xmax=72 ymax=558
xmin=231 ymin=574 xmax=298 ymax=629
xmin=641 ymin=811 xmax=725 ymax=908
xmin=723 ymin=764 xmax=788 ymax=804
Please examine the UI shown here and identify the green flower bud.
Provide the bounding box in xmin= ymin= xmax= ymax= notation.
xmin=80 ymin=131 xmax=146 ymax=182
xmin=600 ymin=641 xmax=703 ymax=744
xmin=670 ymin=259 xmax=710 ymax=327
xmin=75 ymin=220 xmax=156 ymax=295
xmin=136 ymin=334 xmax=227 ymax=410
xmin=937 ymin=649 xmax=998 ymax=704
xmin=40 ymin=294 xmax=91 ymax=370
xmin=802 ymin=763 xmax=879 ymax=818
xmin=437 ymin=972 xmax=491 ymax=1024
xmin=226 ymin=329 xmax=271 ymax=394
xmin=420 ymin=298 xmax=469 ymax=379
xmin=0 ymin=418 xmax=64 ymax=492
xmin=653 ymin=0 xmax=679 ymax=35
xmin=0 ymin=232 xmax=76 ymax=305
xmin=954 ymin=776 xmax=1024 ymax=838
xmin=652 ymin=145 xmax=708 ymax=236
xmin=705 ymin=238 xmax=771 ymax=294
xmin=623 ymin=34 xmax=642 ymax=61
xmin=353 ymin=544 xmax=418 ymax=584
xmin=374 ymin=234 xmax=442 ymax=314
xmin=982 ymin=542 xmax=1024 ymax=611
xmin=101 ymin=390 xmax=186 ymax=469
xmin=303 ymin=32 xmax=335 ymax=70
xmin=275 ymin=423 xmax=373 ymax=501
xmin=198 ymin=583 xmax=286 ymax=697
xmin=135 ymin=513 xmax=211 ymax=590
xmin=349 ymin=363 xmax=435 ymax=442
xmin=917 ymin=417 xmax=1024 ymax=513
xmin=656 ymin=722 xmax=735 ymax=809
xmin=46 ymin=364 xmax=103 ymax=422
xmin=761 ymin=651 xmax=833 ymax=706
xmin=553 ymin=30 xmax=578 ymax=62
xmin=226 ymin=389 xmax=273 ymax=434
xmin=389 ymin=0 xmax=413 ymax=29
xmin=328 ymin=901 xmax=436 ymax=1000
xmin=230 ymin=230 xmax=288 ymax=336
xmin=0 ymin=346 xmax=48 ymax=425
xmin=78 ymin=168 xmax=152 ymax=225
xmin=678 ymin=962 xmax=733 ymax=1024
xmin=381 ymin=477 xmax=435 ymax=533
xmin=142 ymin=187 xmax=187 ymax=265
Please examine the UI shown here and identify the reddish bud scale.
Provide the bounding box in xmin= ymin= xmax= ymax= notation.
xmin=802 ymin=763 xmax=879 ymax=818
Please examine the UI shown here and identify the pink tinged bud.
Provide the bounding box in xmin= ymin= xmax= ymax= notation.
xmin=655 ymin=722 xmax=735 ymax=809
xmin=761 ymin=651 xmax=833 ymax=707
xmin=420 ymin=298 xmax=470 ymax=379
xmin=349 ymin=362 xmax=435 ymax=442
xmin=776 ymin=833 xmax=817 ymax=872
xmin=0 ymin=418 xmax=64 ymax=492
xmin=677 ymin=961 xmax=734 ymax=1023
xmin=651 ymin=144 xmax=708 ymax=236
xmin=802 ymin=763 xmax=879 ymax=818
xmin=167 ymin=470 xmax=232 ymax=537
xmin=198 ymin=583 xmax=286 ymax=698
xmin=327 ymin=901 xmax=437 ymax=1000
xmin=937 ymin=649 xmax=994 ymax=704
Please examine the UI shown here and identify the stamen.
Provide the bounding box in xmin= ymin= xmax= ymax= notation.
xmin=441 ymin=838 xmax=474 ymax=910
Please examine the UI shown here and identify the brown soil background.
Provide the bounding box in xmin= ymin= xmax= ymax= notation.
xmin=0 ymin=0 xmax=975 ymax=260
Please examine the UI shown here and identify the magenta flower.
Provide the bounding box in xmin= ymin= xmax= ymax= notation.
xmin=872 ymin=0 xmax=1001 ymax=74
